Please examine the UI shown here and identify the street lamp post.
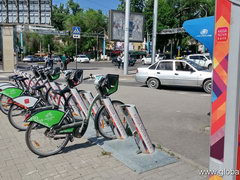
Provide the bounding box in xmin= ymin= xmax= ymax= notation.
xmin=151 ymin=0 xmax=158 ymax=64
xmin=124 ymin=0 xmax=130 ymax=75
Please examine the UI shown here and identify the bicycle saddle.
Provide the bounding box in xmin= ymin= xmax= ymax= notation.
xmin=17 ymin=77 xmax=28 ymax=81
xmin=52 ymin=86 xmax=70 ymax=96
xmin=31 ymin=85 xmax=46 ymax=91
xmin=9 ymin=75 xmax=19 ymax=80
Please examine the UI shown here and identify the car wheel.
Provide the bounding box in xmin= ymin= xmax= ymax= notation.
xmin=147 ymin=78 xmax=160 ymax=89
xmin=142 ymin=61 xmax=145 ymax=65
xmin=203 ymin=79 xmax=212 ymax=94
xmin=208 ymin=64 xmax=212 ymax=70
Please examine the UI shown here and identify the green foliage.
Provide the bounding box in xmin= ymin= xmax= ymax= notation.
xmin=144 ymin=0 xmax=215 ymax=55
xmin=118 ymin=0 xmax=145 ymax=13
xmin=52 ymin=4 xmax=69 ymax=30
xmin=68 ymin=0 xmax=82 ymax=15
xmin=24 ymin=33 xmax=41 ymax=55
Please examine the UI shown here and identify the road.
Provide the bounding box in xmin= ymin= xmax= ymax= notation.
xmin=16 ymin=61 xmax=211 ymax=167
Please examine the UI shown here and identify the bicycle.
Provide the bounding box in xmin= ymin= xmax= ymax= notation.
xmin=25 ymin=70 xmax=128 ymax=156
xmin=7 ymin=67 xmax=63 ymax=131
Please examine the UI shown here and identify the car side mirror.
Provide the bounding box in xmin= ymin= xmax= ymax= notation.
xmin=190 ymin=69 xmax=195 ymax=73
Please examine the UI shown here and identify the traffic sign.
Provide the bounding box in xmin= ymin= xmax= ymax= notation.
xmin=72 ymin=27 xmax=81 ymax=39
xmin=73 ymin=34 xmax=80 ymax=39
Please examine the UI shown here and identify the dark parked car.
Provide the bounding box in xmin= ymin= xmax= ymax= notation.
xmin=37 ymin=57 xmax=45 ymax=62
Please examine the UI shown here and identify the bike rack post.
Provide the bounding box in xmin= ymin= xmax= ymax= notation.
xmin=102 ymin=97 xmax=128 ymax=139
xmin=82 ymin=91 xmax=100 ymax=116
xmin=121 ymin=104 xmax=155 ymax=154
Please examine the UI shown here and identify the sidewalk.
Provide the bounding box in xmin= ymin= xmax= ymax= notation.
xmin=0 ymin=111 xmax=207 ymax=180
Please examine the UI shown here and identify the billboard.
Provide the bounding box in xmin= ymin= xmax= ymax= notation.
xmin=0 ymin=0 xmax=52 ymax=25
xmin=109 ymin=10 xmax=144 ymax=42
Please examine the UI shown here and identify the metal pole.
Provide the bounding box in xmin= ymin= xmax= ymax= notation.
xmin=102 ymin=29 xmax=106 ymax=57
xmin=97 ymin=34 xmax=99 ymax=61
xmin=75 ymin=38 xmax=77 ymax=69
xmin=223 ymin=3 xmax=240 ymax=180
xmin=147 ymin=32 xmax=150 ymax=54
xmin=124 ymin=0 xmax=130 ymax=75
xmin=20 ymin=26 xmax=23 ymax=61
xmin=151 ymin=0 xmax=158 ymax=64
xmin=40 ymin=41 xmax=41 ymax=57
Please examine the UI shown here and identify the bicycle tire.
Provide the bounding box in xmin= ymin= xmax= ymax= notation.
xmin=95 ymin=100 xmax=127 ymax=140
xmin=25 ymin=122 xmax=70 ymax=157
xmin=0 ymin=94 xmax=12 ymax=115
xmin=8 ymin=104 xmax=29 ymax=131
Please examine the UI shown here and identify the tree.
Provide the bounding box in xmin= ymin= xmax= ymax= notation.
xmin=67 ymin=0 xmax=82 ymax=15
xmin=144 ymin=0 xmax=215 ymax=55
xmin=118 ymin=0 xmax=145 ymax=13
xmin=52 ymin=4 xmax=69 ymax=30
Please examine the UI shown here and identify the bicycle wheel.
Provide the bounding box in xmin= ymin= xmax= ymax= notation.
xmin=95 ymin=100 xmax=127 ymax=140
xmin=25 ymin=122 xmax=70 ymax=157
xmin=0 ymin=94 xmax=12 ymax=115
xmin=8 ymin=104 xmax=29 ymax=131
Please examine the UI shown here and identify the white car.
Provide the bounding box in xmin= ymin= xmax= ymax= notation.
xmin=76 ymin=55 xmax=90 ymax=63
xmin=23 ymin=55 xmax=37 ymax=62
xmin=141 ymin=54 xmax=165 ymax=65
xmin=136 ymin=59 xmax=212 ymax=93
xmin=185 ymin=54 xmax=212 ymax=70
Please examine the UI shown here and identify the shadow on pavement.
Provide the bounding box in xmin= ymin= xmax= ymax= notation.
xmin=140 ymin=85 xmax=206 ymax=93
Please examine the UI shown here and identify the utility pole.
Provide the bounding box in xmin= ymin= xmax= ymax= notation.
xmin=75 ymin=39 xmax=78 ymax=69
xmin=103 ymin=30 xmax=106 ymax=57
xmin=124 ymin=0 xmax=130 ymax=75
xmin=151 ymin=0 xmax=158 ymax=64
xmin=97 ymin=34 xmax=99 ymax=61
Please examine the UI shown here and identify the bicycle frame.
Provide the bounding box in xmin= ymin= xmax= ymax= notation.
xmin=70 ymin=88 xmax=127 ymax=139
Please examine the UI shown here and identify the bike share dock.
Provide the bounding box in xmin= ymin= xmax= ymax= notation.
xmin=84 ymin=104 xmax=177 ymax=173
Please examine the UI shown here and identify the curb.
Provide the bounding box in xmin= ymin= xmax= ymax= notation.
xmin=153 ymin=141 xmax=208 ymax=171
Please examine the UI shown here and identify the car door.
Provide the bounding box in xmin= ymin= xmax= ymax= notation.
xmin=189 ymin=55 xmax=199 ymax=64
xmin=174 ymin=61 xmax=199 ymax=86
xmin=198 ymin=56 xmax=208 ymax=67
xmin=155 ymin=61 xmax=175 ymax=85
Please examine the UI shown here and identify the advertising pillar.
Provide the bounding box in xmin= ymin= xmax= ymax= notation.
xmin=210 ymin=0 xmax=240 ymax=179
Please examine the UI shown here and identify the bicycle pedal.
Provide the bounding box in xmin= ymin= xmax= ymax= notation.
xmin=136 ymin=150 xmax=142 ymax=154
xmin=69 ymin=135 xmax=74 ymax=142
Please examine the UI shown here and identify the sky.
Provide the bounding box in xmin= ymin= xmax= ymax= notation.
xmin=53 ymin=0 xmax=120 ymax=14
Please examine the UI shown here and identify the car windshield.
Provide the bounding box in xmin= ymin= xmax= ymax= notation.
xmin=206 ymin=55 xmax=211 ymax=60
xmin=186 ymin=60 xmax=207 ymax=71
xmin=79 ymin=55 xmax=87 ymax=58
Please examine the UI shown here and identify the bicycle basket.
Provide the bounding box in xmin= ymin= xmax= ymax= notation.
xmin=99 ymin=74 xmax=119 ymax=96
xmin=32 ymin=68 xmax=40 ymax=78
xmin=39 ymin=70 xmax=47 ymax=80
xmin=47 ymin=67 xmax=61 ymax=82
xmin=67 ymin=70 xmax=83 ymax=88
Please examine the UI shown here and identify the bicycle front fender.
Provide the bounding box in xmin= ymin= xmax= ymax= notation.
xmin=0 ymin=87 xmax=23 ymax=99
xmin=28 ymin=110 xmax=65 ymax=128
xmin=13 ymin=96 xmax=39 ymax=108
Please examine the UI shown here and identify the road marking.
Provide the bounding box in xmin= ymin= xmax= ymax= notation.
xmin=178 ymin=92 xmax=186 ymax=95
xmin=201 ymin=94 xmax=211 ymax=97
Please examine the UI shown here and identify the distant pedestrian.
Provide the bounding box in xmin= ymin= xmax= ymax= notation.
xmin=45 ymin=55 xmax=49 ymax=68
xmin=121 ymin=55 xmax=124 ymax=69
xmin=61 ymin=54 xmax=67 ymax=70
xmin=117 ymin=55 xmax=121 ymax=69
xmin=48 ymin=53 xmax=53 ymax=69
